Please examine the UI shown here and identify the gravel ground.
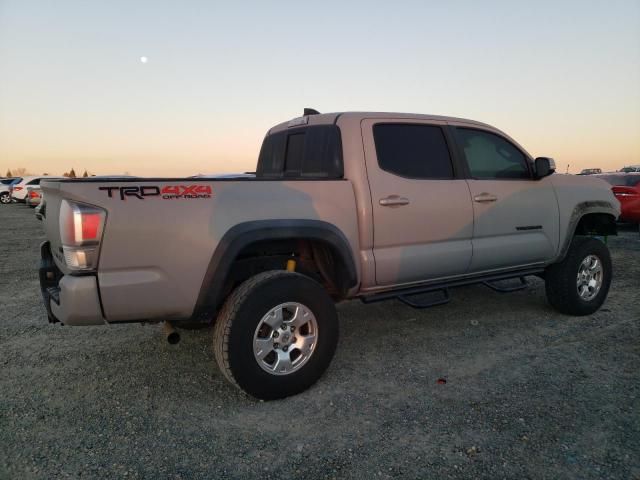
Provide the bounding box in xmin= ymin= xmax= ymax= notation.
xmin=1 ymin=204 xmax=639 ymax=480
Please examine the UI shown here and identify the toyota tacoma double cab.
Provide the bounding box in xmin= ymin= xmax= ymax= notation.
xmin=38 ymin=110 xmax=620 ymax=400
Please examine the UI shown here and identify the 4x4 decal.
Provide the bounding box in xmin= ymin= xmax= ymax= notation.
xmin=99 ymin=185 xmax=212 ymax=200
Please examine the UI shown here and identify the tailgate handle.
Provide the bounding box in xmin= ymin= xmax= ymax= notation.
xmin=379 ymin=195 xmax=410 ymax=207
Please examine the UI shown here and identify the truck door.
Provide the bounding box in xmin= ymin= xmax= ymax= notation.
xmin=361 ymin=119 xmax=474 ymax=286
xmin=451 ymin=126 xmax=560 ymax=271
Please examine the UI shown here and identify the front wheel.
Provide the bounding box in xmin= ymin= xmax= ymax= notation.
xmin=545 ymin=237 xmax=612 ymax=316
xmin=0 ymin=192 xmax=10 ymax=204
xmin=213 ymin=270 xmax=339 ymax=400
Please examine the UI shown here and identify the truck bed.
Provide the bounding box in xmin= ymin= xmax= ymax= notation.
xmin=40 ymin=178 xmax=360 ymax=323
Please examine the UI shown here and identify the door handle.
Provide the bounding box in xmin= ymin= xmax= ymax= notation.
xmin=379 ymin=195 xmax=410 ymax=207
xmin=473 ymin=193 xmax=497 ymax=203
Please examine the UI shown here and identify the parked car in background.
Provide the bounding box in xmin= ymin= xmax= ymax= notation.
xmin=620 ymin=165 xmax=640 ymax=173
xmin=596 ymin=173 xmax=640 ymax=224
xmin=25 ymin=187 xmax=43 ymax=208
xmin=10 ymin=176 xmax=63 ymax=203
xmin=578 ymin=168 xmax=602 ymax=175
xmin=1 ymin=178 xmax=22 ymax=204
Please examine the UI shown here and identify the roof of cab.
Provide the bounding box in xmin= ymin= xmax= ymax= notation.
xmin=266 ymin=111 xmax=531 ymax=160
xmin=268 ymin=111 xmax=496 ymax=134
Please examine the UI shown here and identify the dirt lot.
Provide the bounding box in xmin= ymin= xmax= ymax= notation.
xmin=0 ymin=204 xmax=638 ymax=479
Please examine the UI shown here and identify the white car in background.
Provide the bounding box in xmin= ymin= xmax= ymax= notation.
xmin=1 ymin=177 xmax=22 ymax=204
xmin=9 ymin=176 xmax=63 ymax=203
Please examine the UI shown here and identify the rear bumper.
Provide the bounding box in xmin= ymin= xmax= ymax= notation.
xmin=39 ymin=241 xmax=106 ymax=326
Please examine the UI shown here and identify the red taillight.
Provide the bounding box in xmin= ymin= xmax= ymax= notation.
xmin=60 ymin=201 xmax=105 ymax=245
xmin=13 ymin=186 xmax=23 ymax=191
xmin=80 ymin=212 xmax=102 ymax=241
xmin=29 ymin=191 xmax=40 ymax=198
xmin=59 ymin=200 xmax=106 ymax=271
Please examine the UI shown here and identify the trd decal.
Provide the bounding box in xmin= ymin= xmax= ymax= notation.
xmin=99 ymin=185 xmax=213 ymax=200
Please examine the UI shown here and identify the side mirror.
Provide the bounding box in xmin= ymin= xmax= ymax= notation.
xmin=534 ymin=157 xmax=556 ymax=179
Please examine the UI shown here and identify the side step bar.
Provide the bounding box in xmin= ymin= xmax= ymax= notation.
xmin=398 ymin=288 xmax=451 ymax=309
xmin=360 ymin=268 xmax=543 ymax=309
xmin=483 ymin=277 xmax=528 ymax=293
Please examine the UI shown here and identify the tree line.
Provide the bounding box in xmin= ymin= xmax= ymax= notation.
xmin=5 ymin=168 xmax=91 ymax=178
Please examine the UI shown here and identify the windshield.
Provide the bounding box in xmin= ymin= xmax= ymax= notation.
xmin=597 ymin=175 xmax=640 ymax=187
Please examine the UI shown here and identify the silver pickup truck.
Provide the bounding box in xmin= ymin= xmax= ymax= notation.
xmin=39 ymin=111 xmax=620 ymax=399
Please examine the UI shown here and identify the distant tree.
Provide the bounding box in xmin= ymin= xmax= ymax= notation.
xmin=82 ymin=170 xmax=89 ymax=177
xmin=13 ymin=167 xmax=28 ymax=176
xmin=5 ymin=169 xmax=11 ymax=177
xmin=68 ymin=168 xmax=77 ymax=178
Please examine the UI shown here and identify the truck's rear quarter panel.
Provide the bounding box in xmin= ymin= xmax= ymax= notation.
xmin=42 ymin=179 xmax=359 ymax=322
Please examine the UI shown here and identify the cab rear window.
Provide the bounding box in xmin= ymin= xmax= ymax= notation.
xmin=257 ymin=125 xmax=343 ymax=179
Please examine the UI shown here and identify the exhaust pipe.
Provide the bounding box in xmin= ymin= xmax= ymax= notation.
xmin=163 ymin=321 xmax=180 ymax=345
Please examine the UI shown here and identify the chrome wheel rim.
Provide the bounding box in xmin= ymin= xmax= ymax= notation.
xmin=0 ymin=193 xmax=9 ymax=204
xmin=576 ymin=254 xmax=603 ymax=301
xmin=253 ymin=302 xmax=318 ymax=376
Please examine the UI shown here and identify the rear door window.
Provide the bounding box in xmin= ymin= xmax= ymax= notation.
xmin=373 ymin=124 xmax=454 ymax=179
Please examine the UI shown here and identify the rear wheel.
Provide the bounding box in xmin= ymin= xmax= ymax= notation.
xmin=545 ymin=237 xmax=612 ymax=316
xmin=213 ymin=270 xmax=339 ymax=400
xmin=0 ymin=192 xmax=10 ymax=204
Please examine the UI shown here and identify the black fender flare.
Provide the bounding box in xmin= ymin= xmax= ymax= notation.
xmin=554 ymin=201 xmax=618 ymax=263
xmin=192 ymin=220 xmax=358 ymax=320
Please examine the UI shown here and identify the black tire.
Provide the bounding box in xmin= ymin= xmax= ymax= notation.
xmin=213 ymin=270 xmax=339 ymax=400
xmin=545 ymin=236 xmax=612 ymax=316
xmin=0 ymin=192 xmax=10 ymax=204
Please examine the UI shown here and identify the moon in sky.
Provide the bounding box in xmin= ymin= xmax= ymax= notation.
xmin=140 ymin=56 xmax=148 ymax=63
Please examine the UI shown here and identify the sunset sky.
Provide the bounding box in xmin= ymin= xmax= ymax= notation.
xmin=1 ymin=0 xmax=639 ymax=177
